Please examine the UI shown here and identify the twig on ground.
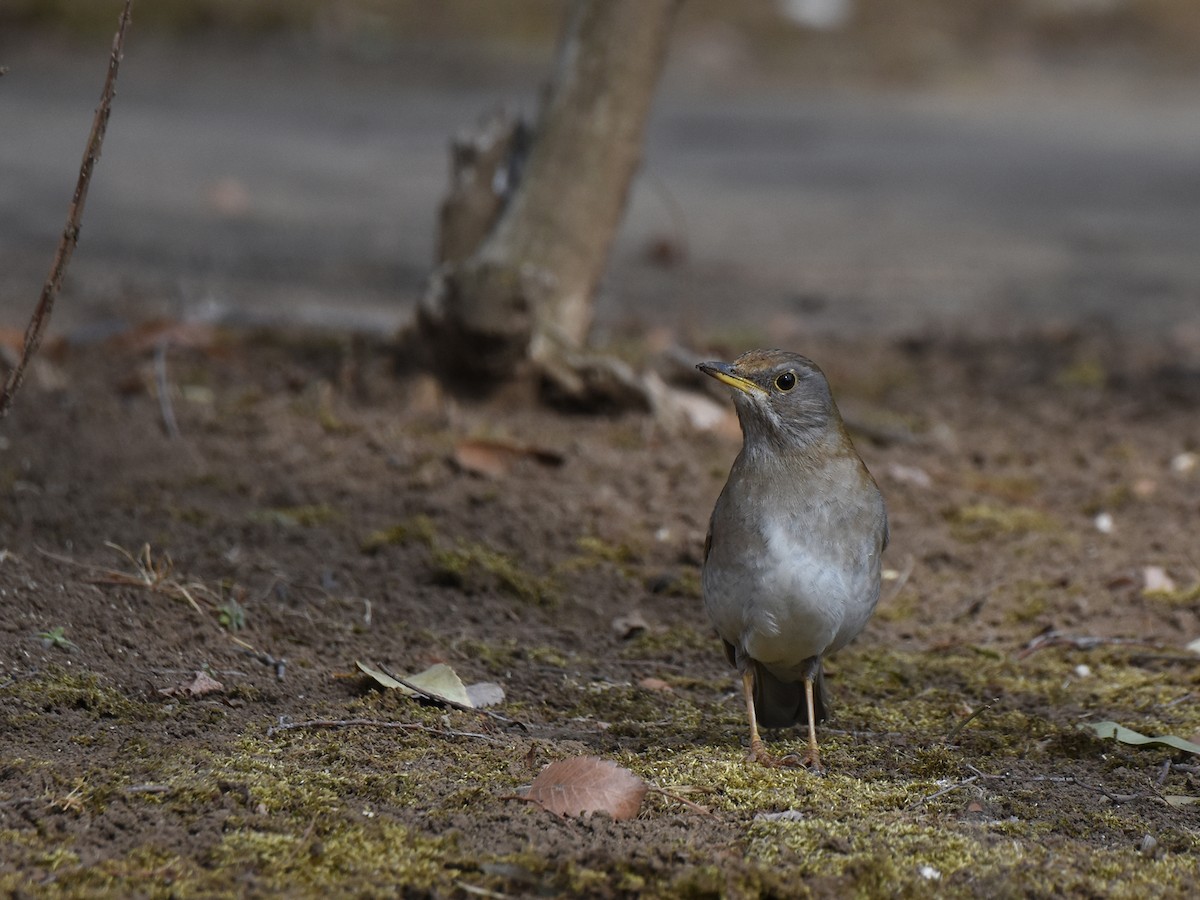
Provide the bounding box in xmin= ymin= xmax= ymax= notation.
xmin=914 ymin=774 xmax=980 ymax=806
xmin=945 ymin=697 xmax=1000 ymax=745
xmin=375 ymin=661 xmax=528 ymax=730
xmin=242 ymin=648 xmax=287 ymax=681
xmin=455 ymin=882 xmax=513 ymax=900
xmin=123 ymin=784 xmax=171 ymax=795
xmin=1017 ymin=630 xmax=1165 ymax=659
xmin=266 ymin=717 xmax=504 ymax=744
xmin=1156 ymin=759 xmax=1172 ymax=786
xmin=960 ymin=765 xmax=1147 ymax=804
xmin=648 ymin=785 xmax=712 ymax=816
xmin=0 ymin=0 xmax=133 ymax=420
xmin=36 ymin=543 xmax=278 ymax=663
xmin=154 ymin=341 xmax=182 ymax=440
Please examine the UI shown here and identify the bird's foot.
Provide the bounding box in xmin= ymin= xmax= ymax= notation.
xmin=747 ymin=739 xmax=780 ymax=767
xmin=778 ymin=748 xmax=824 ymax=774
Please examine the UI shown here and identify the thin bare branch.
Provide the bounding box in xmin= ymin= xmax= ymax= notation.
xmin=0 ymin=0 xmax=133 ymax=419
xmin=266 ymin=717 xmax=504 ymax=744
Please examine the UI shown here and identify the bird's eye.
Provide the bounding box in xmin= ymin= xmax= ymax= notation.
xmin=775 ymin=371 xmax=796 ymax=391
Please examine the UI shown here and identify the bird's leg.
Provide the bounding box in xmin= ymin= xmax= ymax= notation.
xmin=741 ymin=669 xmax=774 ymax=765
xmin=800 ymin=676 xmax=824 ymax=773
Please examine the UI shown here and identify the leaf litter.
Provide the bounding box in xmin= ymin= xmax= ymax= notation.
xmin=356 ymin=660 xmax=505 ymax=708
xmin=523 ymin=756 xmax=648 ymax=821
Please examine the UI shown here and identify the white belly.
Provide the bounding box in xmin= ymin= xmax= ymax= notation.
xmin=703 ymin=492 xmax=882 ymax=679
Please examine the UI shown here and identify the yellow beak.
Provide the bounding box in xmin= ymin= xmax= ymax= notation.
xmin=697 ymin=361 xmax=766 ymax=396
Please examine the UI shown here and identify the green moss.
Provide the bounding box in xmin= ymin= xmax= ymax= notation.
xmin=1055 ymin=358 xmax=1106 ymax=389
xmin=557 ymin=535 xmax=640 ymax=576
xmin=251 ymin=503 xmax=341 ymax=528
xmin=2 ymin=669 xmax=155 ymax=722
xmin=360 ymin=514 xmax=437 ymax=553
xmin=430 ymin=540 xmax=557 ymax=606
xmin=945 ymin=502 xmax=1061 ymax=543
xmin=1143 ymin=582 xmax=1200 ymax=605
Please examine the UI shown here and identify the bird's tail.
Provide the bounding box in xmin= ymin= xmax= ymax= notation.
xmin=753 ymin=660 xmax=827 ymax=729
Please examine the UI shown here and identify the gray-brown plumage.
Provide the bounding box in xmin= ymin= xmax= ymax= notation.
xmin=699 ymin=349 xmax=888 ymax=768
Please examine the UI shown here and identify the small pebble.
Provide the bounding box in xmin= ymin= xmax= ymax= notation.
xmin=1170 ymin=452 xmax=1197 ymax=474
xmin=1093 ymin=512 xmax=1114 ymax=534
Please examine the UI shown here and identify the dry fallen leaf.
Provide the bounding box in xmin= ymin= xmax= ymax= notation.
xmin=638 ymin=677 xmax=673 ymax=693
xmin=159 ymin=670 xmax=223 ymax=698
xmin=885 ymin=462 xmax=933 ymax=488
xmin=111 ymin=319 xmax=218 ymax=355
xmin=611 ymin=611 xmax=649 ymax=640
xmin=452 ymin=437 xmax=565 ymax=478
xmin=1142 ymin=566 xmax=1177 ymax=594
xmin=355 ymin=661 xmax=503 ymax=708
xmin=464 ymin=681 xmax=506 ymax=708
xmin=525 ymin=756 xmax=647 ymax=821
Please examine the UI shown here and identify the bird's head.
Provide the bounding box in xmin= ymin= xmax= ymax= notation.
xmin=697 ymin=349 xmax=841 ymax=452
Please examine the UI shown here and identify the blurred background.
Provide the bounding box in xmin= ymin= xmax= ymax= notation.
xmin=2 ymin=0 xmax=1199 ymax=347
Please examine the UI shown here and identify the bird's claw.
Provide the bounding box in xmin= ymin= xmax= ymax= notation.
xmin=780 ymin=750 xmax=825 ymax=774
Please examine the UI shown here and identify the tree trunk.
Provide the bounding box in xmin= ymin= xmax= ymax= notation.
xmin=417 ymin=0 xmax=679 ymax=383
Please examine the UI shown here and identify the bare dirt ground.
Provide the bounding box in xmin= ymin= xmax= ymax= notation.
xmin=3 ymin=31 xmax=1200 ymax=900
xmin=2 ymin=324 xmax=1199 ymax=897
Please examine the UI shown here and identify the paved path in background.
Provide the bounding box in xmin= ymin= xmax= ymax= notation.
xmin=2 ymin=38 xmax=1199 ymax=342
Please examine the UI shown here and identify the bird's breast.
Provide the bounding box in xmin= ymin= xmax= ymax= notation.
xmin=702 ymin=460 xmax=884 ymax=673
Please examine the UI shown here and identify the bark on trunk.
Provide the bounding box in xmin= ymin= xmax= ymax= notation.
xmin=417 ymin=0 xmax=679 ymax=382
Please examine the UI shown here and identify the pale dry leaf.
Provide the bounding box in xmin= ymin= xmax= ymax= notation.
xmin=1142 ymin=566 xmax=1177 ymax=594
xmin=452 ymin=437 xmax=565 ymax=479
xmin=159 ymin=670 xmax=223 ymax=698
xmin=526 ymin=756 xmax=647 ymax=821
xmin=611 ymin=611 xmax=649 ymax=640
xmin=1132 ymin=478 xmax=1157 ymax=498
xmin=1185 ymin=638 xmax=1200 ymax=656
xmin=885 ymin=462 xmax=933 ymax=489
xmin=464 ymin=681 xmax=505 ymax=708
xmin=356 ymin=661 xmax=473 ymax=707
xmin=1170 ymin=452 xmax=1197 ymax=474
xmin=638 ymin=677 xmax=673 ymax=693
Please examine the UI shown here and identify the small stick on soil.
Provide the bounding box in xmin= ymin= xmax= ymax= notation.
xmin=0 ymin=0 xmax=133 ymax=420
xmin=242 ymin=648 xmax=287 ymax=681
xmin=945 ymin=697 xmax=999 ymax=745
xmin=1017 ymin=630 xmax=1166 ymax=659
xmin=375 ymin=661 xmax=529 ymax=730
xmin=648 ymin=785 xmax=713 ymax=816
xmin=914 ymin=774 xmax=980 ymax=806
xmin=154 ymin=341 xmax=182 ymax=440
xmin=123 ymin=784 xmax=171 ymax=795
xmin=266 ymin=716 xmax=505 ymax=745
xmin=963 ymin=765 xmax=1146 ymax=803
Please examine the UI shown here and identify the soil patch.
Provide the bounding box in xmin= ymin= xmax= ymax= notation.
xmin=2 ymin=327 xmax=1199 ymax=896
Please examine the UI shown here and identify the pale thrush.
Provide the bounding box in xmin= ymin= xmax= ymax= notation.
xmin=698 ymin=349 xmax=888 ymax=769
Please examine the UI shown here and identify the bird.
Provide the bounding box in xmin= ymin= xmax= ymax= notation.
xmin=697 ymin=349 xmax=888 ymax=769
